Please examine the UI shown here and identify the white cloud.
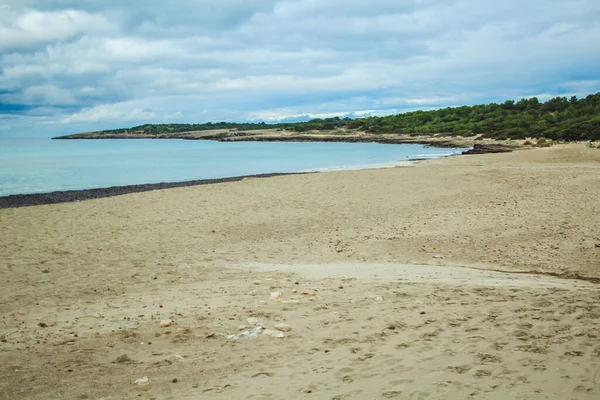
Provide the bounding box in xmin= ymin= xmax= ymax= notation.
xmin=0 ymin=8 xmax=115 ymax=52
xmin=61 ymin=104 xmax=158 ymax=123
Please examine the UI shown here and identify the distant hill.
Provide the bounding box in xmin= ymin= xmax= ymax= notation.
xmin=55 ymin=93 xmax=600 ymax=141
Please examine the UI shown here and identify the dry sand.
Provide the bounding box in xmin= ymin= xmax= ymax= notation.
xmin=1 ymin=143 xmax=599 ymax=399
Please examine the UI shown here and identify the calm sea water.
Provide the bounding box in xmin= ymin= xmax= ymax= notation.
xmin=0 ymin=138 xmax=468 ymax=196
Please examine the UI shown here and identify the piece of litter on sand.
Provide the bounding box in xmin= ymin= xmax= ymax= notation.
xmin=227 ymin=326 xmax=263 ymax=340
xmin=270 ymin=291 xmax=283 ymax=300
xmin=134 ymin=377 xmax=151 ymax=386
xmin=263 ymin=329 xmax=285 ymax=338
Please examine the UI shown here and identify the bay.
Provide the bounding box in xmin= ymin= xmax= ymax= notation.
xmin=0 ymin=138 xmax=468 ymax=196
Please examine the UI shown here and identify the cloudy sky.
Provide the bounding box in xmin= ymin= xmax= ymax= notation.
xmin=1 ymin=0 xmax=599 ymax=137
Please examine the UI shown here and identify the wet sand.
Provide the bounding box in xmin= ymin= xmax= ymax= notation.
xmin=1 ymin=144 xmax=599 ymax=399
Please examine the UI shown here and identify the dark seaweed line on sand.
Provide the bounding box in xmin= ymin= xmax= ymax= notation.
xmin=0 ymin=172 xmax=312 ymax=209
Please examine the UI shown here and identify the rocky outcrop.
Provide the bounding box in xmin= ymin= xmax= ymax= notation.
xmin=462 ymin=143 xmax=518 ymax=155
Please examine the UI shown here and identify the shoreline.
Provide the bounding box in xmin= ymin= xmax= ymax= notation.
xmin=55 ymin=134 xmax=470 ymax=148
xmin=0 ymin=146 xmax=476 ymax=208
xmin=53 ymin=129 xmax=483 ymax=149
xmin=0 ymin=158 xmax=438 ymax=209
xmin=0 ymin=172 xmax=312 ymax=209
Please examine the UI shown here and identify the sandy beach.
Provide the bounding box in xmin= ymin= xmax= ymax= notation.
xmin=1 ymin=143 xmax=599 ymax=399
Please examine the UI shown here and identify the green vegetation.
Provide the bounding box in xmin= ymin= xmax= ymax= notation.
xmin=285 ymin=93 xmax=600 ymax=141
xmin=96 ymin=121 xmax=270 ymax=135
xmin=70 ymin=93 xmax=600 ymax=141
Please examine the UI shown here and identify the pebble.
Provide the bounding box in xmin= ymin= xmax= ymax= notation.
xmin=159 ymin=319 xmax=173 ymax=327
xmin=274 ymin=323 xmax=292 ymax=332
xmin=247 ymin=317 xmax=262 ymax=326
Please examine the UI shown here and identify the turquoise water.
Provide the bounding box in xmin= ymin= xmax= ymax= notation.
xmin=0 ymin=138 xmax=468 ymax=196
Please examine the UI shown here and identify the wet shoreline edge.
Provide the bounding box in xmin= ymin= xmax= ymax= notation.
xmin=0 ymin=172 xmax=313 ymax=209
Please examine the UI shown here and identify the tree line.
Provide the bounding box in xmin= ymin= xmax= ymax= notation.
xmin=96 ymin=93 xmax=600 ymax=141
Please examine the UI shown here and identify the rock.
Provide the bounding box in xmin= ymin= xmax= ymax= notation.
xmin=38 ymin=322 xmax=48 ymax=328
xmin=112 ymin=354 xmax=132 ymax=364
xmin=274 ymin=323 xmax=292 ymax=332
xmin=462 ymin=143 xmax=517 ymax=155
xmin=159 ymin=319 xmax=173 ymax=327
xmin=247 ymin=317 xmax=261 ymax=326
xmin=432 ymin=254 xmax=443 ymax=259
xmin=134 ymin=377 xmax=151 ymax=386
